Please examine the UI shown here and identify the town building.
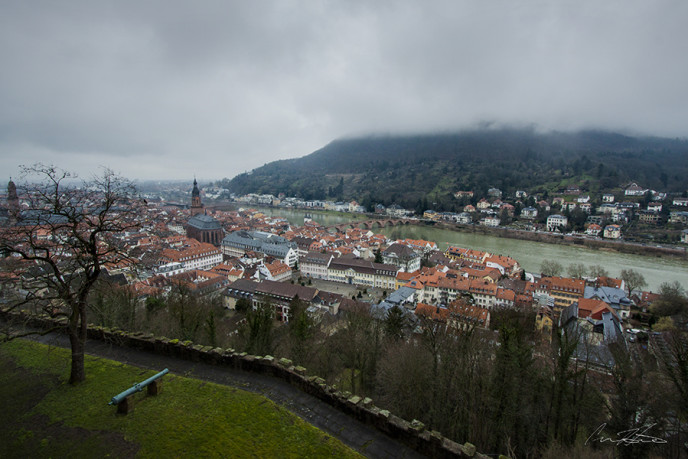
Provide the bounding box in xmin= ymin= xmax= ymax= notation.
xmin=558 ymin=302 xmax=622 ymax=370
xmin=382 ymin=243 xmax=421 ymax=272
xmin=327 ymin=256 xmax=398 ymax=289
xmin=186 ymin=214 xmax=224 ymax=246
xmin=300 ymin=251 xmax=334 ymax=279
xmin=168 ymin=269 xmax=230 ymax=295
xmin=225 ymin=278 xmax=319 ymax=321
xmin=536 ymin=276 xmax=585 ymax=315
xmin=375 ymin=286 xmax=420 ymax=314
xmin=159 ymin=242 xmax=222 ymax=272
xmin=222 ymin=230 xmax=298 ymax=267
xmin=448 ymin=300 xmax=490 ymax=330
xmin=584 ymin=285 xmax=633 ymax=319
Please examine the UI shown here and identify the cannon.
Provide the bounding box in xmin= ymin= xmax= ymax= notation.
xmin=109 ymin=368 xmax=169 ymax=413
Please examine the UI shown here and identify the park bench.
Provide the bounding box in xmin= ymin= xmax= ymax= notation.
xmin=108 ymin=368 xmax=169 ymax=414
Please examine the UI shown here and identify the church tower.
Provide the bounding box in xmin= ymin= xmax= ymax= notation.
xmin=190 ymin=178 xmax=203 ymax=216
xmin=7 ymin=178 xmax=19 ymax=223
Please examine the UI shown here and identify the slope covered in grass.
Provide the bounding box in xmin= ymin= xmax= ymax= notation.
xmin=0 ymin=339 xmax=361 ymax=458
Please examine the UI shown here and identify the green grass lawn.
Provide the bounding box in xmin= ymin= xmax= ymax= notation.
xmin=0 ymin=339 xmax=362 ymax=458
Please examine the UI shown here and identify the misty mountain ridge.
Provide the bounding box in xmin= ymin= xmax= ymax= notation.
xmin=220 ymin=128 xmax=688 ymax=212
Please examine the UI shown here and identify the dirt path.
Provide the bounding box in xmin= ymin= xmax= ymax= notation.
xmin=30 ymin=332 xmax=426 ymax=459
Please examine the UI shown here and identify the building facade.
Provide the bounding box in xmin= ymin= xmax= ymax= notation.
xmin=186 ymin=214 xmax=224 ymax=246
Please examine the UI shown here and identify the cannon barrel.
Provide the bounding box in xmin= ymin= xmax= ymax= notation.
xmin=109 ymin=368 xmax=169 ymax=405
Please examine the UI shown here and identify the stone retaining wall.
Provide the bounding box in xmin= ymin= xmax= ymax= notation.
xmin=2 ymin=310 xmax=501 ymax=459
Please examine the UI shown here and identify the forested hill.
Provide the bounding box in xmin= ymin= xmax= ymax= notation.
xmin=219 ymin=129 xmax=688 ymax=212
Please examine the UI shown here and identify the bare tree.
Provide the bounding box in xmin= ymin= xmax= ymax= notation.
xmin=0 ymin=164 xmax=141 ymax=384
xmin=332 ymin=302 xmax=380 ymax=395
xmin=588 ymin=264 xmax=609 ymax=279
xmin=656 ymin=330 xmax=688 ymax=456
xmin=566 ymin=263 xmax=587 ymax=279
xmin=239 ymin=297 xmax=276 ymax=356
xmin=651 ymin=281 xmax=688 ymax=318
xmin=541 ymin=260 xmax=564 ymax=277
xmin=620 ymin=268 xmax=647 ymax=297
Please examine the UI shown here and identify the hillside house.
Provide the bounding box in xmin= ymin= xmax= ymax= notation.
xmin=586 ymin=223 xmax=602 ymax=236
xmin=521 ymin=207 xmax=538 ymax=219
xmin=670 ymin=211 xmax=688 ymax=224
xmin=673 ymin=197 xmax=688 ymax=207
xmin=487 ymin=188 xmax=503 ymax=198
xmin=647 ymin=202 xmax=662 ymax=213
xmin=603 ymin=225 xmax=621 ymax=239
xmin=547 ymin=214 xmax=568 ymax=232
xmin=454 ymin=191 xmax=474 ymax=199
xmin=638 ymin=210 xmax=661 ymax=224
xmin=624 ymin=183 xmax=647 ymax=196
xmin=456 ymin=212 xmax=472 ymax=224
xmin=477 ymin=199 xmax=491 ymax=210
xmin=481 ymin=216 xmax=500 ymax=227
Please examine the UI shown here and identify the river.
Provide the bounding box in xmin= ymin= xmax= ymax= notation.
xmin=255 ymin=207 xmax=688 ymax=292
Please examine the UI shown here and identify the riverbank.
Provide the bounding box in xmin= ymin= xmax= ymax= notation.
xmin=425 ymin=221 xmax=688 ymax=260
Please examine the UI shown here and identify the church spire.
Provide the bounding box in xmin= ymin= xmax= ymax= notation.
xmin=191 ymin=177 xmax=203 ymax=215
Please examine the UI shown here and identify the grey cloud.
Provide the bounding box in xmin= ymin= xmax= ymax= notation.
xmin=1 ymin=1 xmax=687 ymax=181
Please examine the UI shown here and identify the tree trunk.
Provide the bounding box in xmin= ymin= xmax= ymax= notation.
xmin=68 ymin=304 xmax=87 ymax=384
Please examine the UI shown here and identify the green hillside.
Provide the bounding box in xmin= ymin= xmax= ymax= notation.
xmin=220 ymin=129 xmax=688 ymax=212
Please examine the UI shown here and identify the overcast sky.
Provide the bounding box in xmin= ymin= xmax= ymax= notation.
xmin=1 ymin=1 xmax=687 ymax=183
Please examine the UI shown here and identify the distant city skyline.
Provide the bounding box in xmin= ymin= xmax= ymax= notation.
xmin=1 ymin=1 xmax=687 ymax=181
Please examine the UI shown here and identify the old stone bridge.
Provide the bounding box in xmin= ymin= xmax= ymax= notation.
xmin=327 ymin=219 xmax=411 ymax=233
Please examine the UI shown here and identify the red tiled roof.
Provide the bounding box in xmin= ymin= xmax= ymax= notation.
xmin=415 ymin=303 xmax=450 ymax=321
